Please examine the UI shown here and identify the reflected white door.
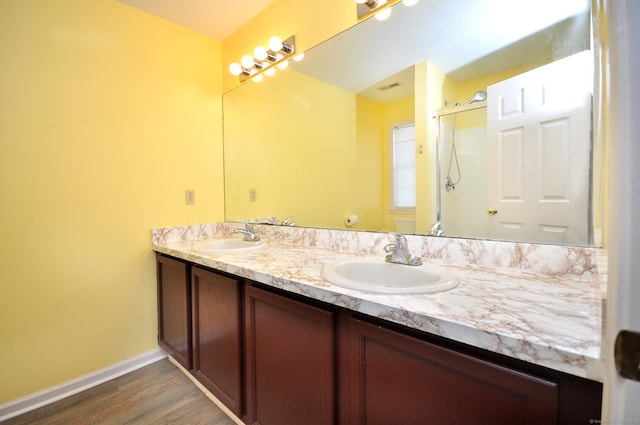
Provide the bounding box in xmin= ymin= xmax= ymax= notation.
xmin=486 ymin=51 xmax=592 ymax=244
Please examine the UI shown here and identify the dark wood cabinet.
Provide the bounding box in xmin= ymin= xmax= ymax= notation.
xmin=342 ymin=317 xmax=559 ymax=425
xmin=191 ymin=266 xmax=243 ymax=417
xmin=156 ymin=253 xmax=602 ymax=425
xmin=244 ymin=285 xmax=335 ymax=425
xmin=156 ymin=254 xmax=192 ymax=369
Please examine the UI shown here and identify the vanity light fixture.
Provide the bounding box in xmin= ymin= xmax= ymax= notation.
xmin=354 ymin=0 xmax=418 ymax=21
xmin=228 ymin=35 xmax=297 ymax=83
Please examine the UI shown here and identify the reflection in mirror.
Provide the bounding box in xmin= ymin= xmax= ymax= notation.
xmin=436 ymin=50 xmax=594 ymax=246
xmin=223 ymin=0 xmax=601 ymax=246
xmin=436 ymin=104 xmax=488 ymax=240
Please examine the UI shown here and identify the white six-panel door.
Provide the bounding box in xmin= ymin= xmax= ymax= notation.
xmin=486 ymin=51 xmax=592 ymax=245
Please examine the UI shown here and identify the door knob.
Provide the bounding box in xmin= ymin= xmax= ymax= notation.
xmin=615 ymin=330 xmax=640 ymax=381
xmin=487 ymin=207 xmax=498 ymax=215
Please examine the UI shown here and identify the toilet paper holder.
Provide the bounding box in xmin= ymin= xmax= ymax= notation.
xmin=345 ymin=215 xmax=358 ymax=227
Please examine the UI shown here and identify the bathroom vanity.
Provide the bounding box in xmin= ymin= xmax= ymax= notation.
xmin=153 ymin=222 xmax=604 ymax=424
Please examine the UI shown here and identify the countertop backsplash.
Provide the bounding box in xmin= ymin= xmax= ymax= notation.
xmin=151 ymin=221 xmax=604 ymax=279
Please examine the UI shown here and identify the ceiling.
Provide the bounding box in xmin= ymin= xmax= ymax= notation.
xmin=117 ymin=0 xmax=275 ymax=41
xmin=117 ymin=0 xmax=589 ymax=103
xmin=290 ymin=0 xmax=590 ymax=103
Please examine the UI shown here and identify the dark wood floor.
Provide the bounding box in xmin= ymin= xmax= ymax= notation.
xmin=2 ymin=359 xmax=237 ymax=425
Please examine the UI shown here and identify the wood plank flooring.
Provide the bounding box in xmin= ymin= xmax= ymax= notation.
xmin=2 ymin=359 xmax=237 ymax=425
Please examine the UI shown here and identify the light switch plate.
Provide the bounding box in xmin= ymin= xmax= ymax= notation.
xmin=185 ymin=189 xmax=196 ymax=205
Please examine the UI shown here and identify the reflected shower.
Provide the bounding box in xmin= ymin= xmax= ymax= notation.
xmin=443 ymin=90 xmax=487 ymax=192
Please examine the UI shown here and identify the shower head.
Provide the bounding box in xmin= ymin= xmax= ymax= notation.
xmin=464 ymin=90 xmax=487 ymax=106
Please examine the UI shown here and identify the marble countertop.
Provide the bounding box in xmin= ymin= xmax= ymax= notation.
xmin=152 ymin=222 xmax=605 ymax=382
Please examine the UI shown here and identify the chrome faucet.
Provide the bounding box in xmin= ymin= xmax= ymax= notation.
xmin=234 ymin=223 xmax=261 ymax=242
xmin=428 ymin=221 xmax=443 ymax=236
xmin=384 ymin=233 xmax=423 ymax=266
xmin=281 ymin=216 xmax=297 ymax=226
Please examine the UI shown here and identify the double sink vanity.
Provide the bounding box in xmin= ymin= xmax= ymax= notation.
xmin=152 ymin=222 xmax=604 ymax=424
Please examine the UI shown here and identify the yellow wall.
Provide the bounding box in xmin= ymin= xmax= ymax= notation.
xmin=355 ymin=96 xmax=386 ymax=231
xmin=224 ymin=70 xmax=360 ymax=229
xmin=0 ymin=0 xmax=224 ymax=403
xmin=224 ymin=73 xmax=410 ymax=232
xmin=225 ymin=71 xmax=387 ymax=231
xmin=415 ymin=61 xmax=453 ymax=233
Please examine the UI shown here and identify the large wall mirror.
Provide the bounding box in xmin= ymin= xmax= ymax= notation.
xmin=223 ymin=0 xmax=603 ymax=247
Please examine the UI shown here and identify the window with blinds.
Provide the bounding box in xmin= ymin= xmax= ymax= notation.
xmin=392 ymin=124 xmax=416 ymax=209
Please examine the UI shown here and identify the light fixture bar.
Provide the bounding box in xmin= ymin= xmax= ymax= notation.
xmin=229 ymin=35 xmax=297 ymax=83
xmin=356 ymin=0 xmax=402 ymax=20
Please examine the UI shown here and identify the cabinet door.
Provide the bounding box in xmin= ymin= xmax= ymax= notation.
xmin=245 ymin=285 xmax=335 ymax=425
xmin=156 ymin=254 xmax=192 ymax=369
xmin=191 ymin=267 xmax=243 ymax=416
xmin=345 ymin=317 xmax=558 ymax=425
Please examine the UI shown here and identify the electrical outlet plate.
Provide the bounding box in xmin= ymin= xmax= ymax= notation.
xmin=249 ymin=188 xmax=257 ymax=202
xmin=185 ymin=189 xmax=196 ymax=205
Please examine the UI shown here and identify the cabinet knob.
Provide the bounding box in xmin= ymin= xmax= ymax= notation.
xmin=487 ymin=207 xmax=498 ymax=215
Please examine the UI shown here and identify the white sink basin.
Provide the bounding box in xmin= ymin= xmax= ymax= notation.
xmin=322 ymin=258 xmax=458 ymax=294
xmin=193 ymin=238 xmax=263 ymax=253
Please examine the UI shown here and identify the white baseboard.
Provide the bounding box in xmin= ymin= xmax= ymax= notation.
xmin=166 ymin=356 xmax=244 ymax=425
xmin=0 ymin=347 xmax=167 ymax=422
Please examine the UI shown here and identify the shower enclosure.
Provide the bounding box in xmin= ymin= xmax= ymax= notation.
xmin=435 ymin=103 xmax=488 ymax=240
xmin=432 ymin=52 xmax=593 ymax=245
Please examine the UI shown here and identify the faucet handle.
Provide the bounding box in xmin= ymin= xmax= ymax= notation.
xmin=390 ymin=233 xmax=408 ymax=249
xmin=234 ymin=223 xmax=260 ymax=241
xmin=385 ymin=233 xmax=422 ymax=266
xmin=428 ymin=221 xmax=443 ymax=236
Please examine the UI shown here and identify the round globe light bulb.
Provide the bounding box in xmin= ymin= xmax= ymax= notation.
xmin=403 ymin=0 xmax=418 ymax=5
xmin=265 ymin=68 xmax=276 ymax=77
xmin=354 ymin=0 xmax=367 ymax=3
xmin=229 ymin=62 xmax=242 ymax=76
xmin=252 ymin=74 xmax=264 ymax=83
xmin=277 ymin=60 xmax=289 ymax=70
xmin=269 ymin=36 xmax=283 ymax=52
xmin=254 ymin=46 xmax=268 ymax=61
xmin=375 ymin=7 xmax=391 ymax=20
xmin=241 ymin=55 xmax=255 ymax=68
xmin=293 ymin=53 xmax=305 ymax=62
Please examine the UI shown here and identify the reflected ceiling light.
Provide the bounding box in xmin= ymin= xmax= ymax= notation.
xmin=374 ymin=0 xmax=391 ymax=20
xmin=228 ymin=35 xmax=298 ymax=83
xmin=354 ymin=0 xmax=418 ymax=20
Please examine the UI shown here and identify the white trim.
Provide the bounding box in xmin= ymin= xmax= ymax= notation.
xmin=602 ymin=0 xmax=640 ymax=421
xmin=389 ymin=122 xmax=417 ymax=209
xmin=387 ymin=208 xmax=416 ymax=215
xmin=166 ymin=356 xmax=244 ymax=425
xmin=0 ymin=347 xmax=167 ymax=421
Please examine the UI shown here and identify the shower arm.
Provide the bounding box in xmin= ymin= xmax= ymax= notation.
xmin=433 ymin=100 xmax=487 ymax=119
